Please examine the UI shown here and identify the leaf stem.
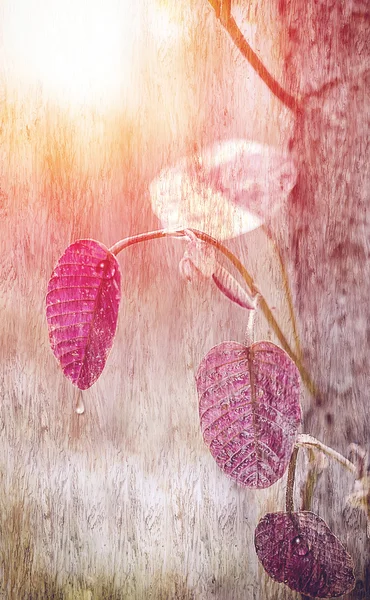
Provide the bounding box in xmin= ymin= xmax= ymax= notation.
xmin=206 ymin=0 xmax=300 ymax=113
xmin=286 ymin=446 xmax=299 ymax=512
xmin=300 ymin=447 xmax=323 ymax=512
xmin=286 ymin=435 xmax=356 ymax=513
xmin=244 ymin=294 xmax=259 ymax=346
xmin=262 ymin=224 xmax=304 ymax=365
xmin=109 ymin=228 xmax=316 ymax=397
xmin=109 ymin=229 xmax=168 ymax=254
xmin=296 ymin=434 xmax=356 ymax=475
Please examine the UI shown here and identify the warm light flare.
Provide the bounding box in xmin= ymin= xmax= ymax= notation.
xmin=147 ymin=3 xmax=182 ymax=42
xmin=2 ymin=0 xmax=140 ymax=109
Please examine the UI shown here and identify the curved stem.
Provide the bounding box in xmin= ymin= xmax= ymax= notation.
xmin=109 ymin=228 xmax=316 ymax=397
xmin=301 ymin=447 xmax=321 ymax=512
xmin=109 ymin=229 xmax=168 ymax=254
xmin=286 ymin=435 xmax=356 ymax=512
xmin=296 ymin=434 xmax=356 ymax=475
xmin=286 ymin=435 xmax=356 ymax=600
xmin=206 ymin=0 xmax=300 ymax=113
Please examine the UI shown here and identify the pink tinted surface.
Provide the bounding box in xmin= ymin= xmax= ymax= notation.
xmin=46 ymin=239 xmax=121 ymax=389
xmin=197 ymin=340 xmax=301 ymax=488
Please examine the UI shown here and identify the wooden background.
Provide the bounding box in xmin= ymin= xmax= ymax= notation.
xmin=0 ymin=1 xmax=368 ymax=598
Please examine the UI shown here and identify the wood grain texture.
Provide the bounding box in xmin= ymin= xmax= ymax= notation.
xmin=0 ymin=0 xmax=368 ymax=598
xmin=278 ymin=1 xmax=370 ymax=598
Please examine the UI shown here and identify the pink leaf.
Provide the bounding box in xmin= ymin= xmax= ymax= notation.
xmin=196 ymin=341 xmax=301 ymax=489
xmin=254 ymin=511 xmax=355 ymax=598
xmin=46 ymin=239 xmax=121 ymax=390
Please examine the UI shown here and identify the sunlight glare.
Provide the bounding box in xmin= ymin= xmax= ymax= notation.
xmin=147 ymin=3 xmax=182 ymax=43
xmin=2 ymin=0 xmax=141 ymax=109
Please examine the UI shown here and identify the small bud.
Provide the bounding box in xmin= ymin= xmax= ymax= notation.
xmin=212 ymin=265 xmax=255 ymax=310
xmin=178 ymin=256 xmax=202 ymax=282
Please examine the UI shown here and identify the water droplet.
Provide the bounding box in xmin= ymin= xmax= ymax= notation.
xmin=75 ymin=393 xmax=85 ymax=415
xmin=96 ymin=259 xmax=116 ymax=279
xmin=292 ymin=535 xmax=310 ymax=555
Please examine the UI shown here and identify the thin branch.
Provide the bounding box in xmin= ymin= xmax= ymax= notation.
xmin=262 ymin=224 xmax=304 ymax=366
xmin=287 ymin=435 xmax=356 ymax=517
xmin=219 ymin=0 xmax=231 ymax=25
xmin=109 ymin=229 xmax=168 ymax=254
xmin=109 ymin=228 xmax=317 ymax=398
xmin=206 ymin=0 xmax=300 ymax=113
xmin=296 ymin=434 xmax=356 ymax=475
xmin=300 ymin=447 xmax=327 ymax=512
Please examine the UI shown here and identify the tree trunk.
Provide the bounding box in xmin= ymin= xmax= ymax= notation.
xmin=277 ymin=1 xmax=370 ymax=597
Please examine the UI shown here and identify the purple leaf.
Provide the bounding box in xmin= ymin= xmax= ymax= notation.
xmin=254 ymin=511 xmax=355 ymax=598
xmin=46 ymin=239 xmax=121 ymax=390
xmin=196 ymin=341 xmax=301 ymax=489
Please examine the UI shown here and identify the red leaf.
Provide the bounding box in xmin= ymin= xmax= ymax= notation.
xmin=46 ymin=240 xmax=121 ymax=390
xmin=196 ymin=341 xmax=301 ymax=488
xmin=254 ymin=511 xmax=355 ymax=598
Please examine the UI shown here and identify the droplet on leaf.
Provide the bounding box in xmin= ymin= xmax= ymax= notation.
xmin=292 ymin=535 xmax=310 ymax=556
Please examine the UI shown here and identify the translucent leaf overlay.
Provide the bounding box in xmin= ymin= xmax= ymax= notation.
xmin=196 ymin=341 xmax=301 ymax=489
xmin=149 ymin=139 xmax=297 ymax=240
xmin=46 ymin=239 xmax=121 ymax=390
xmin=255 ymin=511 xmax=356 ymax=598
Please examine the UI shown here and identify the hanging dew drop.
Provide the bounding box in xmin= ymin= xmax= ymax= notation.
xmin=75 ymin=392 xmax=85 ymax=415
